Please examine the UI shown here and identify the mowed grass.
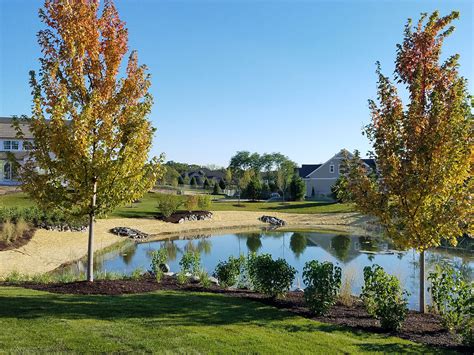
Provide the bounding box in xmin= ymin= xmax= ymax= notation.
xmin=1 ymin=191 xmax=355 ymax=218
xmin=0 ymin=287 xmax=434 ymax=353
xmin=211 ymin=200 xmax=355 ymax=214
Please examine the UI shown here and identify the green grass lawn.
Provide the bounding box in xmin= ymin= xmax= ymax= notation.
xmin=1 ymin=191 xmax=355 ymax=218
xmin=0 ymin=192 xmax=35 ymax=209
xmin=211 ymin=200 xmax=355 ymax=214
xmin=0 ymin=287 xmax=434 ymax=353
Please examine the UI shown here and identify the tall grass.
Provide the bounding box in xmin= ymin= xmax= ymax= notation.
xmin=339 ymin=267 xmax=356 ymax=307
xmin=0 ymin=218 xmax=29 ymax=244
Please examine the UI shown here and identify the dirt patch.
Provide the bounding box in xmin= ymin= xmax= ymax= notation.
xmin=0 ymin=228 xmax=35 ymax=252
xmin=12 ymin=276 xmax=467 ymax=352
xmin=155 ymin=210 xmax=212 ymax=224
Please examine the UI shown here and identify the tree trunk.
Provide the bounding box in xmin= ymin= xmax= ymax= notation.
xmin=419 ymin=250 xmax=425 ymax=313
xmin=87 ymin=180 xmax=97 ymax=282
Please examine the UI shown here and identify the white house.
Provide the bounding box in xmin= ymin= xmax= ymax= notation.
xmin=0 ymin=117 xmax=34 ymax=185
xmin=298 ymin=149 xmax=376 ymax=198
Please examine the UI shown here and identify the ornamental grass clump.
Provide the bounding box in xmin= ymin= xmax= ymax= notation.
xmin=302 ymin=260 xmax=342 ymax=316
xmin=428 ymin=263 xmax=473 ymax=345
xmin=247 ymin=253 xmax=296 ymax=298
xmin=361 ymin=265 xmax=408 ymax=331
xmin=157 ymin=194 xmax=184 ymax=218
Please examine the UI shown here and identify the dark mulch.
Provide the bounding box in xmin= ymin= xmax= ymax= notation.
xmin=0 ymin=228 xmax=36 ymax=251
xmin=13 ymin=275 xmax=469 ymax=352
xmin=155 ymin=210 xmax=211 ymax=223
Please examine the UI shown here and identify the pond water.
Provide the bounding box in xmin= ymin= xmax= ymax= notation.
xmin=65 ymin=230 xmax=473 ymax=310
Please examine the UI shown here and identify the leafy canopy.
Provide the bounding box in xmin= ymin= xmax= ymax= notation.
xmin=346 ymin=11 xmax=472 ymax=250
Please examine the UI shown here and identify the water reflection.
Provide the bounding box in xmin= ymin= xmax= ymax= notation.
xmin=290 ymin=233 xmax=307 ymax=258
xmin=62 ymin=230 xmax=473 ymax=310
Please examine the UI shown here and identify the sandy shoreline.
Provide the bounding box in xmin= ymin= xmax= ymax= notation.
xmin=0 ymin=211 xmax=376 ymax=277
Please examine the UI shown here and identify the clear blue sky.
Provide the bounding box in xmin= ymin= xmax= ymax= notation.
xmin=1 ymin=0 xmax=472 ymax=167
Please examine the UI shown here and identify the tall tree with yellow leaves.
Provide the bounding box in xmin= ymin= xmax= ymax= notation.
xmin=346 ymin=11 xmax=472 ymax=312
xmin=17 ymin=0 xmax=162 ymax=282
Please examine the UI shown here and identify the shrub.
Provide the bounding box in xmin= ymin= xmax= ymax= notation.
xmin=302 ymin=260 xmax=342 ymax=315
xmin=214 ymin=255 xmax=245 ymax=288
xmin=428 ymin=263 xmax=473 ymax=345
xmin=197 ymin=195 xmax=211 ymax=210
xmin=247 ymin=253 xmax=296 ymax=298
xmin=244 ymin=177 xmax=261 ymax=201
xmin=179 ymin=250 xmax=201 ymax=276
xmin=184 ymin=195 xmax=198 ymax=211
xmin=150 ymin=248 xmax=168 ymax=282
xmin=361 ymin=265 xmax=408 ymax=331
xmin=157 ymin=194 xmax=183 ymax=218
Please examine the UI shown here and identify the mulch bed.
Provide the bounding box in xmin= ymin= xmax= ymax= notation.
xmin=155 ymin=210 xmax=212 ymax=223
xmin=12 ymin=275 xmax=469 ymax=352
xmin=0 ymin=228 xmax=36 ymax=251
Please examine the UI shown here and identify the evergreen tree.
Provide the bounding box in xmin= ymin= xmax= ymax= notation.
xmin=212 ymin=182 xmax=221 ymax=195
xmin=203 ymin=178 xmax=210 ymax=190
xmin=190 ymin=177 xmax=197 ymax=188
xmin=219 ymin=179 xmax=226 ymax=191
xmin=244 ymin=177 xmax=262 ymax=201
xmin=289 ymin=174 xmax=305 ymax=201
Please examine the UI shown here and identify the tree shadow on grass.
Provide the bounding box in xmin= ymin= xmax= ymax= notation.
xmin=0 ymin=291 xmax=291 ymax=327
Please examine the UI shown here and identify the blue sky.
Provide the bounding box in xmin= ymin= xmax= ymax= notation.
xmin=0 ymin=0 xmax=472 ymax=167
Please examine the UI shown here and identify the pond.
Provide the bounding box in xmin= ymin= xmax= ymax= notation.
xmin=65 ymin=230 xmax=473 ymax=310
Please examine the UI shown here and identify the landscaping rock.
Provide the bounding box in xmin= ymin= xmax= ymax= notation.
xmin=259 ymin=215 xmax=286 ymax=227
xmin=163 ymin=272 xmax=175 ymax=277
xmin=208 ymin=276 xmax=219 ymax=285
xmin=110 ymin=227 xmax=149 ymax=240
xmin=159 ymin=263 xmax=170 ymax=273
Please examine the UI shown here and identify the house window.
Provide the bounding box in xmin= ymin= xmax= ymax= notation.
xmin=330 ymin=164 xmax=335 ymax=173
xmin=2 ymin=140 xmax=19 ymax=151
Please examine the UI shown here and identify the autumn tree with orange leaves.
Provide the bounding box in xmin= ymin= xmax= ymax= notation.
xmin=17 ymin=0 xmax=162 ymax=281
xmin=345 ymin=11 xmax=472 ymax=312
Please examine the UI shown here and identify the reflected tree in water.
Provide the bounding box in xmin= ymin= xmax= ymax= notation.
xmin=121 ymin=243 xmax=138 ymax=265
xmin=197 ymin=239 xmax=212 ymax=255
xmin=290 ymin=233 xmax=307 ymax=259
xmin=246 ymin=234 xmax=262 ymax=253
xmin=163 ymin=241 xmax=179 ymax=261
xmin=331 ymin=235 xmax=351 ymax=262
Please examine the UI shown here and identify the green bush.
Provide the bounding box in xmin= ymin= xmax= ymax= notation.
xmin=184 ymin=195 xmax=198 ymax=211
xmin=157 ymin=194 xmax=184 ymax=218
xmin=0 ymin=206 xmax=86 ymax=230
xmin=428 ymin=263 xmax=473 ymax=345
xmin=247 ymin=253 xmax=296 ymax=298
xmin=150 ymin=248 xmax=168 ymax=281
xmin=361 ymin=265 xmax=408 ymax=331
xmin=179 ymin=250 xmax=201 ymax=276
xmin=198 ymin=269 xmax=211 ymax=287
xmin=214 ymin=255 xmax=245 ymax=288
xmin=302 ymin=260 xmax=342 ymax=316
xmin=197 ymin=195 xmax=211 ymax=210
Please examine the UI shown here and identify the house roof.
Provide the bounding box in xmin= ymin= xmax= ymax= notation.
xmin=0 ymin=117 xmax=33 ymax=139
xmin=298 ymin=164 xmax=322 ymax=178
xmin=362 ymin=159 xmax=376 ymax=170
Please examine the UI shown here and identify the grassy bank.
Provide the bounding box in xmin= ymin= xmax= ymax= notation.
xmin=0 ymin=286 xmax=432 ymax=353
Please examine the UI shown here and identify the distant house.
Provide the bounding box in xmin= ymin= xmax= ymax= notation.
xmin=183 ymin=168 xmax=225 ymax=185
xmin=298 ymin=149 xmax=375 ymax=198
xmin=0 ymin=117 xmax=34 ymax=185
